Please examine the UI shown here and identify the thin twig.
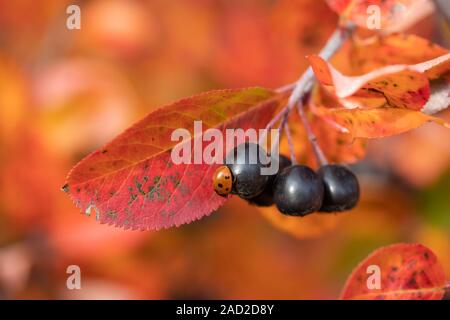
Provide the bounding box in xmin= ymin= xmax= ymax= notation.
xmin=278 ymin=113 xmax=297 ymax=164
xmin=297 ymin=101 xmax=328 ymax=166
xmin=263 ymin=24 xmax=354 ymax=163
xmin=285 ymin=24 xmax=354 ymax=166
xmin=284 ymin=24 xmax=355 ymax=117
xmin=265 ymin=107 xmax=289 ymax=131
xmin=309 ymin=100 xmax=350 ymax=133
xmin=275 ymin=82 xmax=296 ymax=93
xmin=266 ymin=25 xmax=354 ymax=131
xmin=284 ymin=125 xmax=297 ymax=165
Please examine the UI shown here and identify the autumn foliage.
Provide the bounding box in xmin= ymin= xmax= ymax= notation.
xmin=0 ymin=0 xmax=449 ymax=300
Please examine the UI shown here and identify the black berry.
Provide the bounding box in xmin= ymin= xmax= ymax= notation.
xmin=318 ymin=164 xmax=360 ymax=212
xmin=273 ymin=165 xmax=324 ymax=216
xmin=247 ymin=154 xmax=292 ymax=206
xmin=225 ymin=142 xmax=270 ymax=199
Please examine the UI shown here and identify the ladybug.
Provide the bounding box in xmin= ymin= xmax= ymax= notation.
xmin=213 ymin=166 xmax=233 ymax=197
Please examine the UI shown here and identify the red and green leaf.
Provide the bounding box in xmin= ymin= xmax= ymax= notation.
xmin=63 ymin=88 xmax=284 ymax=230
xmin=341 ymin=243 xmax=447 ymax=300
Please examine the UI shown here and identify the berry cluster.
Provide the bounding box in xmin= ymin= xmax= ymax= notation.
xmin=213 ymin=142 xmax=360 ymax=216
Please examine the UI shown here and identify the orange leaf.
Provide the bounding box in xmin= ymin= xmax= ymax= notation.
xmin=309 ymin=53 xmax=450 ymax=111
xmin=332 ymin=34 xmax=449 ymax=76
xmin=341 ymin=243 xmax=447 ymax=300
xmin=313 ymin=105 xmax=449 ymax=138
xmin=272 ymin=109 xmax=366 ymax=168
xmin=259 ymin=206 xmax=345 ymax=239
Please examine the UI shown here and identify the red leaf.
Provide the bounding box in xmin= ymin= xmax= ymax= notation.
xmin=63 ymin=88 xmax=284 ymax=230
xmin=341 ymin=243 xmax=447 ymax=300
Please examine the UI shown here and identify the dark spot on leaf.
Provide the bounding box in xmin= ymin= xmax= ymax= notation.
xmin=106 ymin=210 xmax=117 ymax=219
xmin=102 ymin=149 xmax=108 ymax=154
xmin=134 ymin=177 xmax=146 ymax=195
xmin=128 ymin=193 xmax=138 ymax=205
xmin=406 ymin=273 xmax=419 ymax=289
xmin=169 ymin=175 xmax=181 ymax=188
xmin=61 ymin=184 xmax=69 ymax=193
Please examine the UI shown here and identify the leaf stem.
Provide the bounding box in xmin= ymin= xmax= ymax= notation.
xmin=275 ymin=82 xmax=296 ymax=93
xmin=279 ymin=114 xmax=297 ymax=165
xmin=309 ymin=101 xmax=350 ymax=133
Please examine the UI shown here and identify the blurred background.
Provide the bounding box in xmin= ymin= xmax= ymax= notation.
xmin=0 ymin=0 xmax=449 ymax=299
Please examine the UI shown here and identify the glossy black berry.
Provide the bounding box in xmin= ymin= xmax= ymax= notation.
xmin=225 ymin=142 xmax=270 ymax=199
xmin=247 ymin=154 xmax=292 ymax=206
xmin=318 ymin=164 xmax=360 ymax=212
xmin=273 ymin=165 xmax=324 ymax=216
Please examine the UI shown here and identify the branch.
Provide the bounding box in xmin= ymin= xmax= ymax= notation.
xmin=265 ymin=24 xmax=354 ymax=163
xmin=286 ymin=24 xmax=355 ymax=115
xmin=266 ymin=24 xmax=355 ymax=131
xmin=279 ymin=114 xmax=297 ymax=164
xmin=297 ymin=101 xmax=328 ymax=166
xmin=290 ymin=25 xmax=354 ymax=166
